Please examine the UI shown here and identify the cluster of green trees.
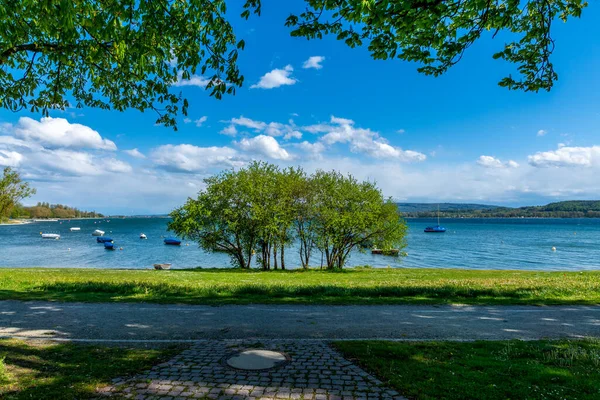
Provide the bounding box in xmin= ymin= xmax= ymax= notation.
xmin=10 ymin=202 xmax=104 ymax=219
xmin=0 ymin=167 xmax=35 ymax=222
xmin=403 ymin=201 xmax=600 ymax=219
xmin=169 ymin=162 xmax=407 ymax=270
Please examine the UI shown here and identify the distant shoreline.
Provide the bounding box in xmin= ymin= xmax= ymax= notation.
xmin=0 ymin=217 xmax=106 ymax=225
xmin=404 ymin=216 xmax=600 ymax=219
xmin=0 ymin=219 xmax=32 ymax=226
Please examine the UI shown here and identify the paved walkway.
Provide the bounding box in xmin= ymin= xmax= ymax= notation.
xmin=1 ymin=301 xmax=599 ymax=341
xmin=98 ymin=340 xmax=406 ymax=400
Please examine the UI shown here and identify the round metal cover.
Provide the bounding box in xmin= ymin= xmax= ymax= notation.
xmin=224 ymin=349 xmax=290 ymax=371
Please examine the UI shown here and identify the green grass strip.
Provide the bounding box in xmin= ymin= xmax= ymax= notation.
xmin=0 ymin=267 xmax=598 ymax=305
xmin=334 ymin=339 xmax=600 ymax=400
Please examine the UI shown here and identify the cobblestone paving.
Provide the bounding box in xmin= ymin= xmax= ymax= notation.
xmin=98 ymin=340 xmax=407 ymax=400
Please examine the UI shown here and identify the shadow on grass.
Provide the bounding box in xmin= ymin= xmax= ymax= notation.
xmin=0 ymin=339 xmax=180 ymax=400
xmin=176 ymin=266 xmax=372 ymax=273
xmin=333 ymin=339 xmax=600 ymax=400
xmin=0 ymin=279 xmax=597 ymax=305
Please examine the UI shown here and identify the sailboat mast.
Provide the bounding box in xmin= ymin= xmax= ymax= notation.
xmin=437 ymin=204 xmax=440 ymax=226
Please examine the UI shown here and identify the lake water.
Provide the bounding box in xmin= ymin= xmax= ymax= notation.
xmin=1 ymin=218 xmax=599 ymax=271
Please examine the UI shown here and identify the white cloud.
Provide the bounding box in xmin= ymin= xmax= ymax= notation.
xmin=284 ymin=130 xmax=303 ymax=140
xmin=30 ymin=149 xmax=132 ymax=177
xmin=0 ymin=150 xmax=23 ymax=167
xmin=104 ymin=159 xmax=134 ymax=173
xmin=124 ymin=148 xmax=146 ymax=159
xmin=397 ymin=129 xmax=406 ymax=134
xmin=223 ymin=116 xmax=302 ymax=140
xmin=183 ymin=118 xmax=192 ymax=124
xmin=330 ymin=116 xmax=355 ymax=125
xmin=12 ymin=117 xmax=116 ymax=150
xmin=303 ymin=123 xmax=333 ymax=134
xmin=265 ymin=122 xmax=285 ymax=137
xmin=220 ymin=125 xmax=238 ymax=136
xmin=295 ymin=141 xmax=325 ymax=159
xmin=302 ymin=56 xmax=325 ymax=70
xmin=250 ymin=65 xmax=297 ymax=89
xmin=194 ymin=116 xmax=208 ymax=127
xmin=318 ymin=116 xmax=426 ymax=162
xmin=537 ymin=129 xmax=548 ymax=136
xmin=528 ymin=145 xmax=600 ymax=168
xmin=477 ymin=155 xmax=519 ymax=169
xmin=235 ymin=135 xmax=292 ymax=160
xmin=172 ymin=71 xmax=211 ymax=87
xmin=230 ymin=116 xmax=267 ymax=131
xmin=151 ymin=144 xmax=243 ymax=173
xmin=0 ymin=121 xmax=132 ymax=179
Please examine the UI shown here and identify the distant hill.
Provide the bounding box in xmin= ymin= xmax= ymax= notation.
xmin=397 ymin=203 xmax=501 ymax=213
xmin=528 ymin=200 xmax=600 ymax=213
xmin=400 ymin=201 xmax=600 ymax=218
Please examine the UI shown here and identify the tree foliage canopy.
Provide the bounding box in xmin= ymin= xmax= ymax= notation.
xmin=0 ymin=0 xmax=260 ymax=128
xmin=168 ymin=162 xmax=406 ymax=269
xmin=286 ymin=0 xmax=587 ymax=92
xmin=0 ymin=167 xmax=35 ymax=221
xmin=0 ymin=0 xmax=586 ymax=127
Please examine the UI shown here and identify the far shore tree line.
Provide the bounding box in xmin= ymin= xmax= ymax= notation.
xmin=405 ymin=201 xmax=600 ymax=219
xmin=169 ymin=162 xmax=407 ymax=270
xmin=10 ymin=202 xmax=104 ymax=219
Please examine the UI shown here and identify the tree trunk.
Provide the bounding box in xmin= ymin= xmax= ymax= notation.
xmin=280 ymin=243 xmax=285 ymax=270
xmin=261 ymin=241 xmax=269 ymax=270
xmin=273 ymin=245 xmax=278 ymax=270
xmin=235 ymin=248 xmax=246 ymax=269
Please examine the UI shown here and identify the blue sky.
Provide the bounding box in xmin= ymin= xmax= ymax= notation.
xmin=1 ymin=0 xmax=600 ymax=214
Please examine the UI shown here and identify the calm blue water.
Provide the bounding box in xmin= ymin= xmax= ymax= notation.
xmin=0 ymin=218 xmax=599 ymax=271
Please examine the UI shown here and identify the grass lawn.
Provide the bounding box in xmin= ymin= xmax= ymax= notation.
xmin=0 ymin=267 xmax=598 ymax=305
xmin=0 ymin=339 xmax=182 ymax=399
xmin=334 ymin=340 xmax=600 ymax=400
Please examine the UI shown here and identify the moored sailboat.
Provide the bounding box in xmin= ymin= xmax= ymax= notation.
xmin=424 ymin=204 xmax=446 ymax=233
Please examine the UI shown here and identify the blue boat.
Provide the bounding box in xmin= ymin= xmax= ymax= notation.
xmin=164 ymin=238 xmax=181 ymax=246
xmin=97 ymin=237 xmax=113 ymax=243
xmin=424 ymin=225 xmax=446 ymax=233
xmin=104 ymin=242 xmax=115 ymax=250
xmin=424 ymin=205 xmax=447 ymax=233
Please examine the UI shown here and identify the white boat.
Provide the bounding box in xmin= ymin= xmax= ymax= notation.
xmin=92 ymin=229 xmax=105 ymax=236
xmin=41 ymin=233 xmax=60 ymax=240
xmin=153 ymin=263 xmax=171 ymax=270
xmin=140 ymin=233 xmax=147 ymax=239
xmin=70 ymin=227 xmax=81 ymax=232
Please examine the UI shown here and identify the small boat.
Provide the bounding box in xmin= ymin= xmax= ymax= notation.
xmin=371 ymin=248 xmax=400 ymax=256
xmin=424 ymin=226 xmax=446 ymax=233
xmin=92 ymin=229 xmax=105 ymax=236
xmin=164 ymin=238 xmax=181 ymax=246
xmin=96 ymin=237 xmax=113 ymax=243
xmin=70 ymin=227 xmax=81 ymax=232
xmin=140 ymin=233 xmax=147 ymax=239
xmin=424 ymin=204 xmax=446 ymax=233
xmin=104 ymin=242 xmax=115 ymax=250
xmin=153 ymin=263 xmax=172 ymax=270
xmin=41 ymin=233 xmax=60 ymax=240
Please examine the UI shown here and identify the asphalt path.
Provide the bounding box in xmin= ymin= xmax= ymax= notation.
xmin=0 ymin=301 xmax=598 ymax=342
